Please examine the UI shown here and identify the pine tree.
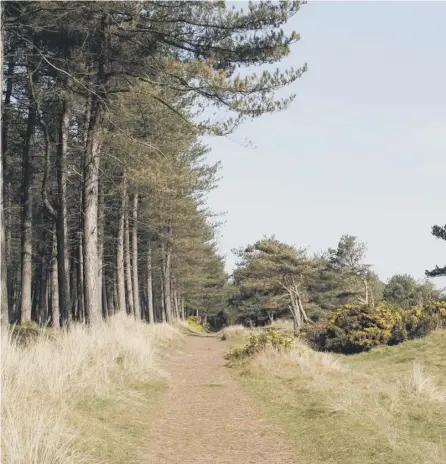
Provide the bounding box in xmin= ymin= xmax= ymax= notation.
xmin=233 ymin=237 xmax=316 ymax=331
xmin=426 ymin=225 xmax=446 ymax=278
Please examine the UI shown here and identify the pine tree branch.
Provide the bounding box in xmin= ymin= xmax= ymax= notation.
xmin=431 ymin=225 xmax=446 ymax=241
xmin=425 ymin=266 xmax=446 ymax=278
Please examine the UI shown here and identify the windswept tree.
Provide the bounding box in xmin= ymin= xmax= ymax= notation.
xmin=233 ymin=237 xmax=316 ymax=331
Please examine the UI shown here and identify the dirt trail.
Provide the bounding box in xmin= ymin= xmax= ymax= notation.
xmin=145 ymin=335 xmax=297 ymax=464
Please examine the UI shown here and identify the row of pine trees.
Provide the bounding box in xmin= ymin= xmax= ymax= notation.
xmin=0 ymin=1 xmax=304 ymax=327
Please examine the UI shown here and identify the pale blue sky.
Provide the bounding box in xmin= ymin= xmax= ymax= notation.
xmin=204 ymin=1 xmax=446 ymax=285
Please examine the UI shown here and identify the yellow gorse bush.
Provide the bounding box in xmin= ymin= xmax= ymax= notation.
xmin=306 ymin=301 xmax=446 ymax=354
xmin=403 ymin=301 xmax=446 ymax=338
xmin=186 ymin=316 xmax=206 ymax=333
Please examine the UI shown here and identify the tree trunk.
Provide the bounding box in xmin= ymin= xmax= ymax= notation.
xmin=172 ymin=278 xmax=180 ymax=321
xmin=97 ymin=173 xmax=104 ymax=317
xmin=290 ymin=301 xmax=301 ymax=332
xmin=51 ymin=230 xmax=60 ymax=327
xmin=363 ymin=278 xmax=369 ymax=305
xmin=77 ymin=228 xmax=85 ymax=324
xmin=38 ymin=253 xmax=49 ymax=326
xmin=56 ymin=93 xmax=71 ymax=328
xmin=20 ymin=70 xmax=38 ymax=324
xmin=146 ymin=241 xmax=154 ymax=324
xmin=370 ymin=287 xmax=375 ymax=309
xmin=162 ymin=238 xmax=173 ymax=324
xmin=0 ymin=122 xmax=6 ymax=322
xmin=35 ymin=235 xmax=49 ymax=326
xmin=131 ymin=193 xmax=141 ymax=318
xmin=83 ymin=99 xmax=102 ymax=325
xmin=5 ymin=187 xmax=13 ymax=321
xmin=124 ymin=197 xmax=134 ymax=317
xmin=69 ymin=253 xmax=77 ymax=321
xmin=0 ymin=31 xmax=12 ymax=322
xmin=287 ymin=281 xmax=308 ymax=333
xmin=113 ymin=283 xmax=118 ymax=315
xmin=106 ymin=280 xmax=115 ymax=317
xmin=160 ymin=274 xmax=166 ymax=322
xmin=31 ymin=265 xmax=40 ymax=323
xmin=82 ymin=11 xmax=111 ymax=325
xmin=45 ymin=269 xmax=50 ymax=325
xmin=116 ymin=172 xmax=126 ymax=313
xmin=102 ymin=272 xmax=107 ymax=319
xmin=296 ymin=292 xmax=309 ymax=323
xmin=180 ymin=298 xmax=185 ymax=320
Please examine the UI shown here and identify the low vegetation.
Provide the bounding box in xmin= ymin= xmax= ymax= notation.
xmin=217 ymin=324 xmax=250 ymax=340
xmin=231 ymin=329 xmax=446 ymax=464
xmin=305 ymin=301 xmax=446 ymax=354
xmin=1 ymin=314 xmax=182 ymax=464
xmin=184 ymin=316 xmax=207 ymax=333
xmin=228 ymin=328 xmax=294 ymax=360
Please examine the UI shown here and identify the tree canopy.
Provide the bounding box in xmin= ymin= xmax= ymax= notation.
xmin=1 ymin=1 xmax=305 ymax=327
xmin=230 ymin=234 xmax=442 ymax=328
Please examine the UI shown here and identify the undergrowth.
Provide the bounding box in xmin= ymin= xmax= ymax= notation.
xmin=227 ymin=328 xmax=294 ymax=360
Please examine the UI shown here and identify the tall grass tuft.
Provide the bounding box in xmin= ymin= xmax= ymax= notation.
xmin=1 ymin=313 xmax=181 ymax=463
xmin=218 ymin=325 xmax=250 ymax=340
xmin=401 ymin=361 xmax=445 ymax=402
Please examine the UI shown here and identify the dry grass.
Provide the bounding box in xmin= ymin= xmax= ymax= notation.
xmin=237 ymin=330 xmax=446 ymax=464
xmin=1 ymin=313 xmax=182 ymax=464
xmin=270 ymin=318 xmax=294 ymax=329
xmin=401 ymin=361 xmax=445 ymax=402
xmin=217 ymin=324 xmax=250 ymax=340
xmin=252 ymin=341 xmax=344 ymax=377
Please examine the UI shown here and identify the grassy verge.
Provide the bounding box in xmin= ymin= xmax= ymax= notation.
xmin=1 ymin=314 xmax=182 ymax=464
xmin=68 ymin=380 xmax=166 ymax=463
xmin=232 ymin=330 xmax=446 ymax=464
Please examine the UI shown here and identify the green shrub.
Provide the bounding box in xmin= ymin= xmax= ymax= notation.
xmin=306 ymin=301 xmax=446 ymax=354
xmin=186 ymin=316 xmax=205 ymax=333
xmin=228 ymin=328 xmax=294 ymax=359
xmin=388 ymin=316 xmax=408 ymax=345
xmin=305 ymin=303 xmax=399 ymax=354
xmin=402 ymin=301 xmax=446 ymax=339
xmin=303 ymin=320 xmax=330 ymax=351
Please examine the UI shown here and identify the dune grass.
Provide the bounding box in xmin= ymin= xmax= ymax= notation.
xmin=234 ymin=330 xmax=446 ymax=464
xmin=217 ymin=324 xmax=251 ymax=340
xmin=1 ymin=314 xmax=182 ymax=464
xmin=270 ymin=318 xmax=294 ymax=330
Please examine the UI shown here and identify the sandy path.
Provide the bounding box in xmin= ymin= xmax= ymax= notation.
xmin=145 ymin=335 xmax=297 ymax=464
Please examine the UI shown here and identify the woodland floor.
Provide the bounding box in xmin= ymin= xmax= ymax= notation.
xmin=144 ymin=335 xmax=298 ymax=464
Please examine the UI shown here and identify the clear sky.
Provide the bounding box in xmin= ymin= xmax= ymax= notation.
xmin=204 ymin=1 xmax=446 ymax=285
